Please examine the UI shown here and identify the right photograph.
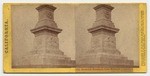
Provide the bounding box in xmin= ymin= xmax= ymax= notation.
xmin=75 ymin=4 xmax=139 ymax=68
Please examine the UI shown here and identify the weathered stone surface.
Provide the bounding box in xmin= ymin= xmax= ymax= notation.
xmin=78 ymin=53 xmax=133 ymax=68
xmin=77 ymin=4 xmax=134 ymax=68
xmin=93 ymin=4 xmax=114 ymax=28
xmin=35 ymin=5 xmax=57 ymax=28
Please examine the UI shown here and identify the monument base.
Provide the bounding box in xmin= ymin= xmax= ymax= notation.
xmin=77 ymin=53 xmax=134 ymax=68
xmin=13 ymin=54 xmax=75 ymax=68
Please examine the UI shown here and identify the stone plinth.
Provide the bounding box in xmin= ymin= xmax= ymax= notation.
xmin=16 ymin=5 xmax=74 ymax=68
xmin=77 ymin=4 xmax=134 ymax=68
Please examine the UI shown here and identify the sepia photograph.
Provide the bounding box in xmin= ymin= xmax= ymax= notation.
xmin=12 ymin=4 xmax=139 ymax=68
xmin=75 ymin=4 xmax=139 ymax=68
xmin=12 ymin=4 xmax=76 ymax=68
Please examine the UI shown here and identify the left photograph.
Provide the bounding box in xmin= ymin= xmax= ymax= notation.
xmin=12 ymin=4 xmax=76 ymax=68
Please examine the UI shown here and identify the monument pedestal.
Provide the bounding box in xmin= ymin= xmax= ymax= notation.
xmin=77 ymin=4 xmax=134 ymax=68
xmin=17 ymin=5 xmax=75 ymax=68
xmin=78 ymin=53 xmax=133 ymax=68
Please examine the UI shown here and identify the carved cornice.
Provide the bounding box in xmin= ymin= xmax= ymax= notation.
xmin=31 ymin=26 xmax=62 ymax=34
xmin=88 ymin=25 xmax=119 ymax=33
xmin=94 ymin=4 xmax=114 ymax=10
xmin=36 ymin=4 xmax=56 ymax=11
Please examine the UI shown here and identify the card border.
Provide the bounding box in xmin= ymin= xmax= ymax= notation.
xmin=3 ymin=3 xmax=147 ymax=73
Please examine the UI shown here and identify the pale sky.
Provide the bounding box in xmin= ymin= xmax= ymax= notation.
xmin=12 ymin=4 xmax=139 ymax=66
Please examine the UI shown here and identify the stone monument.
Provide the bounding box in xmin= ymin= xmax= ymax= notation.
xmin=78 ymin=4 xmax=134 ymax=68
xmin=26 ymin=5 xmax=74 ymax=68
